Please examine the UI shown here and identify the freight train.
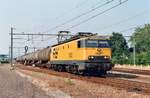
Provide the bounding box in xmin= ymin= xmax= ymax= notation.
xmin=16 ymin=32 xmax=114 ymax=75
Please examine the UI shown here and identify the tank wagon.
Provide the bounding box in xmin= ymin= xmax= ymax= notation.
xmin=36 ymin=47 xmax=51 ymax=67
xmin=16 ymin=47 xmax=51 ymax=66
xmin=16 ymin=32 xmax=114 ymax=75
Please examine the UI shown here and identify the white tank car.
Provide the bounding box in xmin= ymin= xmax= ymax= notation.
xmin=37 ymin=47 xmax=51 ymax=62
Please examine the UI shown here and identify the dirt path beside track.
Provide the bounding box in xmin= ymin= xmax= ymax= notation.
xmin=0 ymin=64 xmax=52 ymax=98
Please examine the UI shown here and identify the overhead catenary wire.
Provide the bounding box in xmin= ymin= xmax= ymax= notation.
xmin=28 ymin=0 xmax=128 ymax=44
xmin=118 ymin=24 xmax=148 ymax=35
xmin=26 ymin=0 xmax=113 ymax=43
xmin=34 ymin=36 xmax=58 ymax=47
xmin=29 ymin=0 xmax=90 ymax=41
xmin=119 ymin=26 xmax=137 ymax=32
xmin=99 ymin=9 xmax=150 ymax=31
xmin=28 ymin=0 xmax=89 ymax=36
xmin=106 ymin=25 xmax=148 ymax=35
xmin=43 ymin=0 xmax=115 ymax=33
xmin=52 ymin=0 xmax=90 ymax=21
xmin=66 ymin=0 xmax=128 ymax=30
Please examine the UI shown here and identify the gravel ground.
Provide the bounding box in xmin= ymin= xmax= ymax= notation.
xmin=109 ymin=71 xmax=150 ymax=84
xmin=17 ymin=67 xmax=150 ymax=98
xmin=0 ymin=64 xmax=51 ymax=98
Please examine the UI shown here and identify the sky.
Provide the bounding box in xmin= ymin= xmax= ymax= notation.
xmin=0 ymin=0 xmax=150 ymax=56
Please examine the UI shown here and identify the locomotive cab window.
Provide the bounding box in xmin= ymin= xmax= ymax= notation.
xmin=68 ymin=45 xmax=69 ymax=48
xmin=98 ymin=40 xmax=110 ymax=48
xmin=78 ymin=39 xmax=110 ymax=48
xmin=86 ymin=40 xmax=98 ymax=48
xmin=77 ymin=41 xmax=81 ymax=48
xmin=77 ymin=40 xmax=85 ymax=48
xmin=85 ymin=40 xmax=110 ymax=48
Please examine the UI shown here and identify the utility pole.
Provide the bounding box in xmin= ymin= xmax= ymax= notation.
xmin=10 ymin=27 xmax=14 ymax=67
xmin=133 ymin=38 xmax=136 ymax=66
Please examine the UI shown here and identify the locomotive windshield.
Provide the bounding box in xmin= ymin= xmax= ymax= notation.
xmin=86 ymin=40 xmax=110 ymax=48
xmin=98 ymin=40 xmax=110 ymax=48
xmin=78 ymin=40 xmax=110 ymax=48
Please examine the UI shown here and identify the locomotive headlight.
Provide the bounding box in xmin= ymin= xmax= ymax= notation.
xmin=88 ymin=56 xmax=94 ymax=60
xmin=91 ymin=56 xmax=94 ymax=59
xmin=104 ymin=56 xmax=110 ymax=59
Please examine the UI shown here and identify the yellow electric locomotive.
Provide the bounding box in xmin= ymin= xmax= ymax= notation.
xmin=50 ymin=32 xmax=114 ymax=74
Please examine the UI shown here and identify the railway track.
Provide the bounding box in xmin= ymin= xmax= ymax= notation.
xmin=16 ymin=64 xmax=150 ymax=95
xmin=113 ymin=67 xmax=150 ymax=75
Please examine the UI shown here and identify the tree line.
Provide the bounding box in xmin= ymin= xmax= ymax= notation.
xmin=110 ymin=24 xmax=150 ymax=65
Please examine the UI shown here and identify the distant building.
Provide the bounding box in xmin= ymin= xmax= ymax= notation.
xmin=0 ymin=54 xmax=9 ymax=63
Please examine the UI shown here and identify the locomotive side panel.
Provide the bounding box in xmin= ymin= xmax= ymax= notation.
xmin=50 ymin=40 xmax=85 ymax=62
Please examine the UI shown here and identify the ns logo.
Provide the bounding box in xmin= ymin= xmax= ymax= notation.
xmin=96 ymin=49 xmax=103 ymax=55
